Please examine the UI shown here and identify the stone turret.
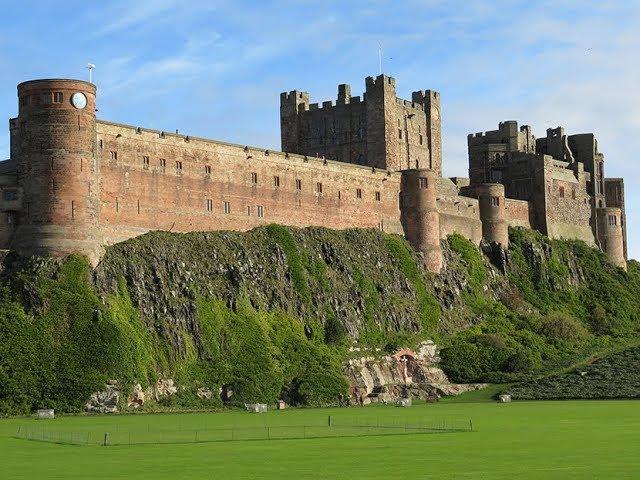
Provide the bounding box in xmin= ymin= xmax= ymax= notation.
xmin=400 ymin=169 xmax=442 ymax=273
xmin=597 ymin=207 xmax=626 ymax=270
xmin=477 ymin=183 xmax=508 ymax=247
xmin=11 ymin=79 xmax=102 ymax=263
xmin=279 ymin=90 xmax=309 ymax=153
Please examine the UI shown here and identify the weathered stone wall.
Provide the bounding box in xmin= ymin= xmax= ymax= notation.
xmin=543 ymin=160 xmax=594 ymax=245
xmin=280 ymin=74 xmax=441 ymax=174
xmin=436 ymin=178 xmax=482 ymax=243
xmin=505 ymin=198 xmax=531 ymax=229
xmin=97 ymin=121 xmax=404 ymax=247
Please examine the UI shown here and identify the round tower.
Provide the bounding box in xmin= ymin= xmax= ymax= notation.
xmin=400 ymin=169 xmax=442 ymax=273
xmin=12 ymin=79 xmax=102 ymax=263
xmin=597 ymin=207 xmax=626 ymax=271
xmin=477 ymin=183 xmax=508 ymax=247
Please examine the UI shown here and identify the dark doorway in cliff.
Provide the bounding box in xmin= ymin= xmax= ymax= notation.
xmin=280 ymin=379 xmax=304 ymax=406
xmin=220 ymin=384 xmax=234 ymax=404
xmin=398 ymin=354 xmax=421 ymax=383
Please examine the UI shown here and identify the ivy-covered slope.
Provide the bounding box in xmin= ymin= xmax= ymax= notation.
xmin=0 ymin=225 xmax=639 ymax=415
xmin=440 ymin=228 xmax=640 ymax=384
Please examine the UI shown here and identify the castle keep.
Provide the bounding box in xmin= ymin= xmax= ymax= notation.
xmin=0 ymin=75 xmax=628 ymax=271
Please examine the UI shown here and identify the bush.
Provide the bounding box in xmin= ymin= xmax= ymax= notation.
xmin=540 ymin=312 xmax=589 ymax=343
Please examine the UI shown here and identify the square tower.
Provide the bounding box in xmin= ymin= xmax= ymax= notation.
xmin=279 ymin=74 xmax=442 ymax=174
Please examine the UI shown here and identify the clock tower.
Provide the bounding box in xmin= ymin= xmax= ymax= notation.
xmin=10 ymin=79 xmax=102 ymax=263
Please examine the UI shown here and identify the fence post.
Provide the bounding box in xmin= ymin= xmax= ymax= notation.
xmin=469 ymin=419 xmax=473 ymax=432
xmin=328 ymin=415 xmax=332 ymax=427
xmin=267 ymin=427 xmax=271 ymax=440
xmin=103 ymin=432 xmax=110 ymax=447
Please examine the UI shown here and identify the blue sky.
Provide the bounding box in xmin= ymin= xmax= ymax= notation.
xmin=1 ymin=1 xmax=639 ymax=257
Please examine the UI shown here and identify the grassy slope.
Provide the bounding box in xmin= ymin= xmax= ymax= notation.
xmin=1 ymin=401 xmax=640 ymax=479
xmin=507 ymin=345 xmax=640 ymax=399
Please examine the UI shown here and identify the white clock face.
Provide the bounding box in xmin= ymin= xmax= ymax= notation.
xmin=71 ymin=92 xmax=87 ymax=109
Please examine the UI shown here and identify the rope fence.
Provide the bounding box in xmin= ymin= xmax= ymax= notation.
xmin=14 ymin=417 xmax=473 ymax=446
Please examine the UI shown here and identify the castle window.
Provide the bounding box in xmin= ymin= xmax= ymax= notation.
xmin=316 ymin=182 xmax=323 ymax=194
xmin=159 ymin=158 xmax=166 ymax=169
xmin=491 ymin=196 xmax=500 ymax=207
xmin=419 ymin=177 xmax=428 ymax=189
xmin=398 ymin=129 xmax=402 ymax=139
xmin=296 ymin=179 xmax=302 ymax=191
xmin=375 ymin=191 xmax=381 ymax=202
xmin=41 ymin=93 xmax=52 ymax=104
xmin=110 ymin=151 xmax=117 ymax=161
xmin=247 ymin=206 xmax=251 ymax=216
xmin=223 ymin=201 xmax=231 ymax=214
xmin=176 ymin=161 xmax=182 ymax=173
xmin=356 ymin=188 xmax=362 ymax=199
xmin=3 ymin=190 xmax=17 ymax=201
xmin=257 ymin=205 xmax=264 ymax=218
xmin=205 ymin=165 xmax=212 ymax=175
xmin=419 ymin=135 xmax=423 ymax=145
xmin=572 ymin=189 xmax=576 ymax=200
xmin=559 ymin=186 xmax=565 ymax=198
xmin=608 ymin=215 xmax=617 ymax=226
xmin=142 ymin=156 xmax=149 ymax=168
xmin=99 ymin=139 xmax=103 ymax=149
xmin=205 ymin=199 xmax=213 ymax=212
xmin=338 ymin=190 xmax=341 ymax=200
xmin=251 ymin=172 xmax=258 ymax=185
xmin=273 ymin=176 xmax=280 ymax=188
xmin=53 ymin=92 xmax=63 ymax=104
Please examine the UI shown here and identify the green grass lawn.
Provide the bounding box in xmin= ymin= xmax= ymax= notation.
xmin=1 ymin=399 xmax=639 ymax=479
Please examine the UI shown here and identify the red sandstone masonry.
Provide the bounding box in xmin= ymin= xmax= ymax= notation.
xmin=3 ymin=77 xmax=626 ymax=273
xmin=96 ymin=121 xmax=403 ymax=247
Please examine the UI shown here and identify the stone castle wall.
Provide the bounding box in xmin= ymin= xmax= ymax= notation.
xmin=0 ymin=76 xmax=627 ymax=273
xmin=281 ymin=75 xmax=442 ymax=175
xmin=96 ymin=121 xmax=404 ymax=248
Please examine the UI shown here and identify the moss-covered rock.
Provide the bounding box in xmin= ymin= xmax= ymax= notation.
xmin=0 ymin=225 xmax=638 ymax=414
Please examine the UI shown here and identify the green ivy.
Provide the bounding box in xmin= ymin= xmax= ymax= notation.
xmin=384 ymin=235 xmax=440 ymax=334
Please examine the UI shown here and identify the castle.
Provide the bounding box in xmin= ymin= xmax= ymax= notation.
xmin=0 ymin=75 xmax=627 ymax=272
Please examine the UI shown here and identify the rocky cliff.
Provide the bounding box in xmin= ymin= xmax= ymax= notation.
xmin=0 ymin=225 xmax=638 ymax=415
